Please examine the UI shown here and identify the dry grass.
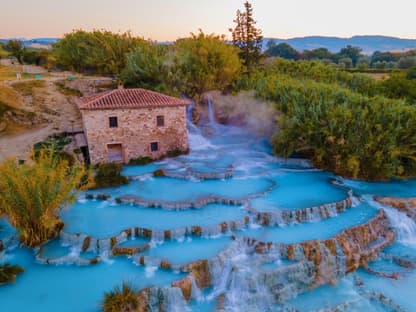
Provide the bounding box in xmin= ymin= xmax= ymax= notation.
xmin=0 ymin=65 xmax=48 ymax=81
xmin=11 ymin=80 xmax=46 ymax=96
xmin=0 ymin=65 xmax=20 ymax=81
xmin=55 ymin=81 xmax=83 ymax=97
xmin=0 ymin=84 xmax=21 ymax=109
xmin=0 ymin=84 xmax=22 ymax=120
xmin=0 ymin=84 xmax=25 ymax=134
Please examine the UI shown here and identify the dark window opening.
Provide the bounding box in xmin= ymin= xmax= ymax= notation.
xmin=150 ymin=142 xmax=159 ymax=152
xmin=109 ymin=116 xmax=118 ymax=128
xmin=156 ymin=115 xmax=165 ymax=127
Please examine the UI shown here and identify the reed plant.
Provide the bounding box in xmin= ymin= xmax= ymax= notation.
xmin=0 ymin=149 xmax=88 ymax=247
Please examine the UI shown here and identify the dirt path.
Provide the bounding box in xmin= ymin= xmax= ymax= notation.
xmin=0 ymin=76 xmax=83 ymax=161
xmin=0 ymin=70 xmax=114 ymax=161
xmin=0 ymin=125 xmax=53 ymax=161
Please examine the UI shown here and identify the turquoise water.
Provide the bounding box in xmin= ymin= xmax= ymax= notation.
xmin=0 ymin=248 xmax=184 ymax=312
xmin=116 ymin=237 xmax=149 ymax=248
xmin=340 ymin=177 xmax=416 ymax=197
xmin=87 ymin=176 xmax=274 ymax=203
xmin=250 ymin=171 xmax=347 ymax=211
xmin=1 ymin=115 xmax=416 ymax=311
xmin=61 ymin=200 xmax=246 ymax=238
xmin=236 ymin=203 xmax=378 ymax=243
xmin=142 ymin=236 xmax=233 ymax=265
xmin=0 ymin=218 xmax=16 ymax=240
xmin=288 ymin=276 xmax=394 ymax=311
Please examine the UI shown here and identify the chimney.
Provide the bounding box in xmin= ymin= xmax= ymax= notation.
xmin=118 ymin=82 xmax=124 ymax=90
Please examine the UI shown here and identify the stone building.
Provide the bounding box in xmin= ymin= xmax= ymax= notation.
xmin=78 ymin=88 xmax=191 ymax=164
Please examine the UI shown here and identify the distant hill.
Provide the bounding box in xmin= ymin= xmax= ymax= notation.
xmin=0 ymin=38 xmax=59 ymax=49
xmin=263 ymin=36 xmax=416 ymax=54
xmin=2 ymin=36 xmax=416 ymax=54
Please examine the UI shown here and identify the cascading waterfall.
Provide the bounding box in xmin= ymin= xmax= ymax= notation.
xmin=207 ymin=98 xmax=216 ymax=125
xmin=365 ymin=195 xmax=416 ymax=248
xmin=186 ymin=100 xmax=216 ymax=151
xmin=205 ymin=240 xmax=279 ymax=311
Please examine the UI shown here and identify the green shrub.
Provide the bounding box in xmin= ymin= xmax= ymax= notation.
xmin=166 ymin=148 xmax=188 ymax=158
xmin=93 ymin=163 xmax=129 ymax=189
xmin=152 ymin=169 xmax=165 ymax=177
xmin=128 ymin=156 xmax=153 ymax=165
xmin=256 ymin=74 xmax=416 ymax=180
xmin=102 ymin=282 xmax=139 ymax=312
xmin=0 ymin=263 xmax=24 ymax=285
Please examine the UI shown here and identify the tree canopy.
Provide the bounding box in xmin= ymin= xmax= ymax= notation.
xmin=266 ymin=43 xmax=298 ymax=60
xmin=173 ymin=31 xmax=242 ymax=98
xmin=54 ymin=30 xmax=143 ymax=74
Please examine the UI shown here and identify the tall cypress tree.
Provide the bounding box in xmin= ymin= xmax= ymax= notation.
xmin=229 ymin=1 xmax=263 ymax=74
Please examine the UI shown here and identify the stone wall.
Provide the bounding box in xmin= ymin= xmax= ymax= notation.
xmin=81 ymin=106 xmax=188 ymax=164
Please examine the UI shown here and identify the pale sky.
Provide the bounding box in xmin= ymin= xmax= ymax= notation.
xmin=1 ymin=0 xmax=415 ymax=40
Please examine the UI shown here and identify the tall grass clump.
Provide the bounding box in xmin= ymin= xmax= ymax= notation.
xmin=102 ymin=282 xmax=139 ymax=312
xmin=0 ymin=149 xmax=87 ymax=247
xmin=0 ymin=263 xmax=24 ymax=285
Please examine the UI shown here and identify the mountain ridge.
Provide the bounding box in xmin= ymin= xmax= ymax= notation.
xmin=263 ymin=35 xmax=416 ymax=53
xmin=1 ymin=35 xmax=415 ymax=54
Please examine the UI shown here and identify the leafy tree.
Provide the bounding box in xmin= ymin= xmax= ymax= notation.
xmin=229 ymin=1 xmax=263 ymax=74
xmin=310 ymin=48 xmax=333 ymax=60
xmin=120 ymin=42 xmax=172 ymax=93
xmin=173 ymin=31 xmax=242 ymax=98
xmin=338 ymin=57 xmax=353 ymax=69
xmin=335 ymin=45 xmax=362 ymax=66
xmin=0 ymin=149 xmax=87 ymax=247
xmin=5 ymin=40 xmax=23 ymax=62
xmin=54 ymin=30 xmax=142 ymax=74
xmin=398 ymin=56 xmax=416 ymax=69
xmin=371 ymin=51 xmax=395 ymax=66
xmin=266 ymin=43 xmax=298 ymax=60
xmin=53 ymin=30 xmax=90 ymax=72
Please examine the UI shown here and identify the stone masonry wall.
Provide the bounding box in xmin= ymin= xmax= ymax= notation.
xmin=81 ymin=106 xmax=188 ymax=164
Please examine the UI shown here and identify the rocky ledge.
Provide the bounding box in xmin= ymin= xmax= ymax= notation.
xmin=138 ymin=209 xmax=395 ymax=309
xmin=374 ymin=196 xmax=416 ymax=222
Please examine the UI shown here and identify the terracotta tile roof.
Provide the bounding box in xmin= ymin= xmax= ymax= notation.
xmin=78 ymin=88 xmax=191 ymax=110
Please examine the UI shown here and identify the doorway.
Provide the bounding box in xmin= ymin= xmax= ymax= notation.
xmin=107 ymin=144 xmax=123 ymax=163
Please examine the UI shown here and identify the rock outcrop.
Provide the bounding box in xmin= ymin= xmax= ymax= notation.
xmin=375 ymin=196 xmax=416 ymax=222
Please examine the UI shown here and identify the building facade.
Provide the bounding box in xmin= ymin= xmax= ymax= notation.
xmin=78 ymin=88 xmax=190 ymax=164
